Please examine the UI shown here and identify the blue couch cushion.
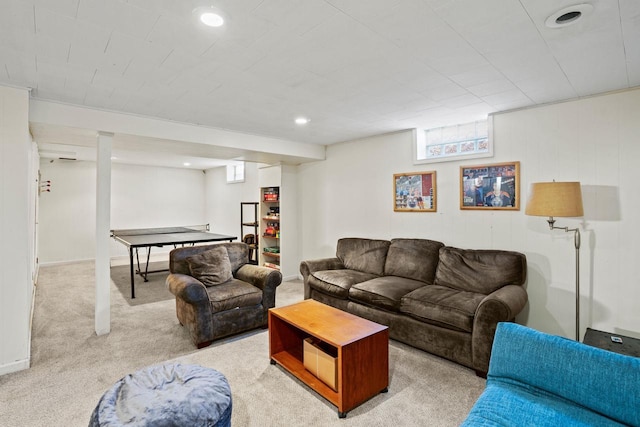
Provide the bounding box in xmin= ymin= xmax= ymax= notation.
xmin=463 ymin=381 xmax=626 ymax=426
xmin=462 ymin=323 xmax=640 ymax=427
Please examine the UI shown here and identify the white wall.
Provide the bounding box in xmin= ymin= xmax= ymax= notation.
xmin=38 ymin=161 xmax=207 ymax=264
xmin=204 ymin=162 xmax=260 ymax=239
xmin=0 ymin=86 xmax=34 ymax=375
xmin=298 ymin=87 xmax=640 ymax=340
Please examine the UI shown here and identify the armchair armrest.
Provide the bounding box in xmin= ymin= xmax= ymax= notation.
xmin=235 ymin=264 xmax=282 ymax=310
xmin=300 ymin=257 xmax=345 ymax=299
xmin=166 ymin=273 xmax=214 ymax=347
xmin=472 ymin=285 xmax=528 ymax=374
xmin=166 ymin=273 xmax=209 ymax=304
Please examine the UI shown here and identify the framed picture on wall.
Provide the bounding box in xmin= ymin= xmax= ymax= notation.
xmin=460 ymin=161 xmax=520 ymax=210
xmin=394 ymin=171 xmax=437 ymax=212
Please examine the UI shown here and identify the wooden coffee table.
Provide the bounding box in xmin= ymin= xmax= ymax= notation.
xmin=269 ymin=299 xmax=389 ymax=418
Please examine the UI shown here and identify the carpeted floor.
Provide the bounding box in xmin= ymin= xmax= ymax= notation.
xmin=110 ymin=261 xmax=174 ymax=305
xmin=0 ymin=261 xmax=485 ymax=426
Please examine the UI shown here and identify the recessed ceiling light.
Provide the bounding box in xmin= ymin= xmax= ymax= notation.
xmin=183 ymin=162 xmax=191 ymax=166
xmin=545 ymin=4 xmax=593 ymax=28
xmin=200 ymin=12 xmax=224 ymax=27
xmin=110 ymin=156 xmax=117 ymax=160
xmin=295 ymin=117 xmax=310 ymax=125
xmin=193 ymin=6 xmax=225 ymax=27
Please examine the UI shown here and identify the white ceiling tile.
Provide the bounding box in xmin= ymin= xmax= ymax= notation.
xmin=467 ymin=79 xmax=518 ymax=98
xmin=34 ymin=5 xmax=76 ymax=42
xmin=450 ymin=65 xmax=506 ymax=89
xmin=70 ymin=18 xmax=111 ymax=52
xmin=145 ymin=15 xmax=218 ymax=57
xmin=82 ymin=84 xmax=114 ymax=107
xmin=36 ymin=66 xmax=66 ymax=93
xmin=102 ymin=88 xmax=132 ymax=111
xmin=421 ymin=82 xmax=468 ymax=102
xmin=4 ymin=0 xmax=640 ymax=153
xmin=325 ymin=0 xmax=404 ymax=23
xmin=252 ymin=0 xmax=338 ymax=37
xmin=481 ymin=89 xmax=532 ymax=109
xmin=35 ymin=35 xmax=70 ymax=64
xmin=35 ymin=0 xmax=78 ymax=18
xmin=67 ymin=42 xmax=103 ymax=70
xmin=59 ymin=79 xmax=88 ymax=104
xmin=1 ymin=49 xmax=37 ymax=86
xmin=439 ymin=93 xmax=484 ymax=109
xmin=91 ymin=70 xmax=143 ymax=93
xmin=0 ymin=2 xmax=36 ymax=52
xmin=103 ymin=31 xmax=149 ymax=74
xmin=77 ymin=0 xmax=157 ymax=39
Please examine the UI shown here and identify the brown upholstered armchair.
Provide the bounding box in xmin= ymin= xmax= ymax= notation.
xmin=166 ymin=242 xmax=282 ymax=348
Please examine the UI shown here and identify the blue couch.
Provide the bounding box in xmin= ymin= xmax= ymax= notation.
xmin=462 ymin=323 xmax=640 ymax=426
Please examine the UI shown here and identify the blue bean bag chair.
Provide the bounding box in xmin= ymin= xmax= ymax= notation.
xmin=89 ymin=363 xmax=232 ymax=427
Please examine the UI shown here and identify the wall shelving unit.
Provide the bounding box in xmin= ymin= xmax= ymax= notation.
xmin=240 ymin=202 xmax=259 ymax=265
xmin=260 ymin=187 xmax=280 ymax=270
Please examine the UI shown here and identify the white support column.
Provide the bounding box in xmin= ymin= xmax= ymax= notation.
xmin=95 ymin=131 xmax=112 ymax=335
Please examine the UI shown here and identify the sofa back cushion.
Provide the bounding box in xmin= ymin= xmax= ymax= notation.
xmin=186 ymin=246 xmax=233 ymax=286
xmin=434 ymin=246 xmax=526 ymax=294
xmin=170 ymin=242 xmax=249 ymax=276
xmin=336 ymin=238 xmax=390 ymax=276
xmin=384 ymin=238 xmax=444 ymax=284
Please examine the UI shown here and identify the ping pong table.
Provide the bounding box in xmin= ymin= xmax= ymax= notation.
xmin=111 ymin=225 xmax=236 ymax=298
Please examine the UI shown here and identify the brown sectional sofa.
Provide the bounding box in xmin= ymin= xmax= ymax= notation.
xmin=300 ymin=238 xmax=527 ymax=375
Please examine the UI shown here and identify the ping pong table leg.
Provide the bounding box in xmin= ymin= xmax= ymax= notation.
xmin=143 ymin=247 xmax=152 ymax=282
xmin=129 ymin=247 xmax=135 ymax=299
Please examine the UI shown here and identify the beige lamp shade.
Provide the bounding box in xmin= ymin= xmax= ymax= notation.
xmin=525 ymin=182 xmax=584 ymax=217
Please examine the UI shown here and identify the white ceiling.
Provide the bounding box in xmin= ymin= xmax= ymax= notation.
xmin=2 ymin=0 xmax=639 ymax=168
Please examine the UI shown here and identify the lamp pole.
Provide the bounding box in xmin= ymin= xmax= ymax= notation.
xmin=547 ymin=217 xmax=581 ymax=341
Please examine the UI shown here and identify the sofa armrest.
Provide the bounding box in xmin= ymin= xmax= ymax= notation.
xmin=299 ymin=257 xmax=345 ymax=299
xmin=472 ymin=285 xmax=528 ymax=374
xmin=235 ymin=264 xmax=282 ymax=310
xmin=166 ymin=273 xmax=209 ymax=304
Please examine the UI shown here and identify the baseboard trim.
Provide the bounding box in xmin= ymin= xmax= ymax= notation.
xmin=39 ymin=254 xmax=170 ymax=268
xmin=0 ymin=358 xmax=30 ymax=376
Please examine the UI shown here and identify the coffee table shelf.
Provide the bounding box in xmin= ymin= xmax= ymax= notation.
xmin=269 ymin=299 xmax=388 ymax=418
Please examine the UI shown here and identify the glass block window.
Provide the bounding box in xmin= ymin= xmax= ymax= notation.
xmin=415 ymin=120 xmax=491 ymax=163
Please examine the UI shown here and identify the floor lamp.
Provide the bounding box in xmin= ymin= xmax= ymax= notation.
xmin=525 ymin=182 xmax=584 ymax=341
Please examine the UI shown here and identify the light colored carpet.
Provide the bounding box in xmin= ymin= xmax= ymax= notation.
xmin=0 ymin=261 xmax=485 ymax=426
xmin=110 ymin=261 xmax=174 ymax=305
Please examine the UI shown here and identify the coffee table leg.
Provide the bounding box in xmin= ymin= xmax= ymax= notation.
xmin=339 ymin=412 xmax=347 ymax=419
xmin=381 ymin=387 xmax=388 ymax=393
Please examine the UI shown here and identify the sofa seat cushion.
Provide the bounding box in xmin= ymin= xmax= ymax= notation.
xmin=336 ymin=238 xmax=390 ymax=276
xmin=309 ymin=269 xmax=379 ymax=299
xmin=384 ymin=238 xmax=444 ymax=284
xmin=400 ymin=285 xmax=485 ymax=332
xmin=462 ymin=381 xmax=626 ymax=427
xmin=349 ymin=276 xmax=427 ymax=312
xmin=206 ymin=279 xmax=263 ymax=313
